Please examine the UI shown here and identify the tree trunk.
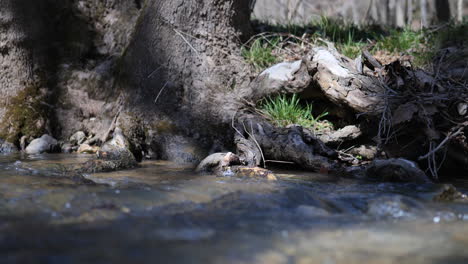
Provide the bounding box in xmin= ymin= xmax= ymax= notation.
xmin=420 ymin=0 xmax=428 ymax=27
xmin=406 ymin=0 xmax=414 ymax=25
xmin=435 ymin=0 xmax=451 ymax=22
xmin=457 ymin=0 xmax=463 ymax=23
xmin=117 ymin=0 xmax=255 ymax=163
xmin=0 ymin=0 xmax=53 ymax=144
xmin=118 ymin=0 xmax=336 ymax=170
xmin=0 ymin=0 xmax=140 ymax=149
xmin=120 ymin=0 xmax=252 ymax=120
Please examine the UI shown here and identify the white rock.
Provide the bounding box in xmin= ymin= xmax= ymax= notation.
xmin=25 ymin=135 xmax=58 ymax=154
xmin=69 ymin=131 xmax=86 ymax=145
xmin=311 ymin=48 xmax=350 ymax=77
xmin=260 ymin=60 xmax=302 ymax=82
xmin=457 ymin=102 xmax=467 ymax=116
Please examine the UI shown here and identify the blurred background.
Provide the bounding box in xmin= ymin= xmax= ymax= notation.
xmin=252 ymin=0 xmax=467 ymax=27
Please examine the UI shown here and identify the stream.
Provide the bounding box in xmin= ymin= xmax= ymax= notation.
xmin=1 ymin=154 xmax=468 ymax=263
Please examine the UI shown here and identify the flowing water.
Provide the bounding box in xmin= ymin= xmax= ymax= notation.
xmin=1 ymin=154 xmax=468 ymax=264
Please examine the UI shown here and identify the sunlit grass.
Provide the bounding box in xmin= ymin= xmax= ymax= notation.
xmin=373 ymin=28 xmax=424 ymax=52
xmin=309 ymin=16 xmax=376 ymax=59
xmin=259 ymin=94 xmax=329 ymax=131
xmin=247 ymin=17 xmax=467 ymax=69
xmin=241 ymin=38 xmax=279 ymax=71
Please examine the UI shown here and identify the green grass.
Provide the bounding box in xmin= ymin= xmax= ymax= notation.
xmin=247 ymin=17 xmax=467 ymax=69
xmin=373 ymin=28 xmax=424 ymax=53
xmin=241 ymin=38 xmax=279 ymax=71
xmin=309 ymin=16 xmax=380 ymax=59
xmin=259 ymin=94 xmax=328 ymax=131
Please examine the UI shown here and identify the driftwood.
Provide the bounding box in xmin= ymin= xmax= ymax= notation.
xmin=234 ymin=114 xmax=337 ymax=172
xmin=307 ymin=47 xmax=385 ymax=114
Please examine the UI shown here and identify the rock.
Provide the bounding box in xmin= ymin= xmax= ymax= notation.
xmin=365 ymin=158 xmax=431 ymax=183
xmin=0 ymin=140 xmax=18 ymax=154
xmin=367 ymin=195 xmax=423 ymax=219
xmin=260 ymin=60 xmax=303 ymax=82
xmin=250 ymin=60 xmax=311 ymax=101
xmin=196 ymin=152 xmax=241 ymax=173
xmin=81 ymin=128 xmax=137 ymax=173
xmin=118 ymin=112 xmax=146 ymax=162
xmin=25 ymin=135 xmax=59 ymax=154
xmin=61 ymin=143 xmax=74 ymax=153
xmin=70 ymin=131 xmax=86 ymax=145
xmin=101 ymin=127 xmax=129 ymax=151
xmin=77 ymin=144 xmax=100 ymax=154
xmin=296 ymin=205 xmax=330 ymax=217
xmin=432 ymin=184 xmax=468 ymax=202
xmin=227 ymin=166 xmax=278 ymax=181
xmin=349 ymin=145 xmax=378 ymax=160
xmin=457 ymin=102 xmax=467 ymax=116
xmin=318 ymin=125 xmax=362 ymax=145
xmin=83 ymin=135 xmax=100 ymax=146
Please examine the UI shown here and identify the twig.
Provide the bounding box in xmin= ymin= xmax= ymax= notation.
xmin=101 ymin=101 xmax=124 ymax=144
xmin=147 ymin=65 xmax=163 ymax=79
xmin=418 ymin=126 xmax=464 ymax=160
xmin=242 ymin=121 xmax=266 ymax=168
xmin=231 ymin=113 xmax=244 ymax=138
xmin=265 ymin=160 xmax=295 ymax=164
xmin=154 ymin=81 xmax=169 ymax=104
xmin=173 ymin=28 xmax=200 ymax=56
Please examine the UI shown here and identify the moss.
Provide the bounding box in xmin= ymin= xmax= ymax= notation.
xmin=0 ymin=85 xmax=49 ymax=144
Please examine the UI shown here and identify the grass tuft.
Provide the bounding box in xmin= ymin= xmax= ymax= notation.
xmin=373 ymin=28 xmax=424 ymax=53
xmin=241 ymin=38 xmax=279 ymax=71
xmin=259 ymin=94 xmax=329 ymax=131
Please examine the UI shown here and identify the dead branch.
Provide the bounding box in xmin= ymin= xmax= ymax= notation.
xmin=419 ymin=126 xmax=465 ymax=161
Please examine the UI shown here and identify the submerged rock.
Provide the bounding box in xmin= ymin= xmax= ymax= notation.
xmin=227 ymin=166 xmax=278 ymax=181
xmin=61 ymin=143 xmax=74 ymax=153
xmin=25 ymin=134 xmax=59 ymax=154
xmin=196 ymin=152 xmax=241 ymax=173
xmin=0 ymin=140 xmax=18 ymax=154
xmin=197 ymin=153 xmax=276 ymax=180
xmin=296 ymin=205 xmax=330 ymax=217
xmin=432 ymin=184 xmax=468 ymax=202
xmin=367 ymin=195 xmax=424 ymax=219
xmin=365 ymin=158 xmax=430 ymax=183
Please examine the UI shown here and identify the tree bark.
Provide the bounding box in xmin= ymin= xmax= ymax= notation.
xmin=435 ymin=0 xmax=451 ymax=22
xmin=0 ymin=0 xmax=53 ymax=144
xmin=0 ymin=0 xmax=140 ymax=147
xmin=117 ymin=0 xmax=338 ymax=169
xmin=406 ymin=0 xmax=414 ymax=26
xmin=120 ymin=0 xmax=252 ymax=122
xmin=457 ymin=0 xmax=463 ymax=23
